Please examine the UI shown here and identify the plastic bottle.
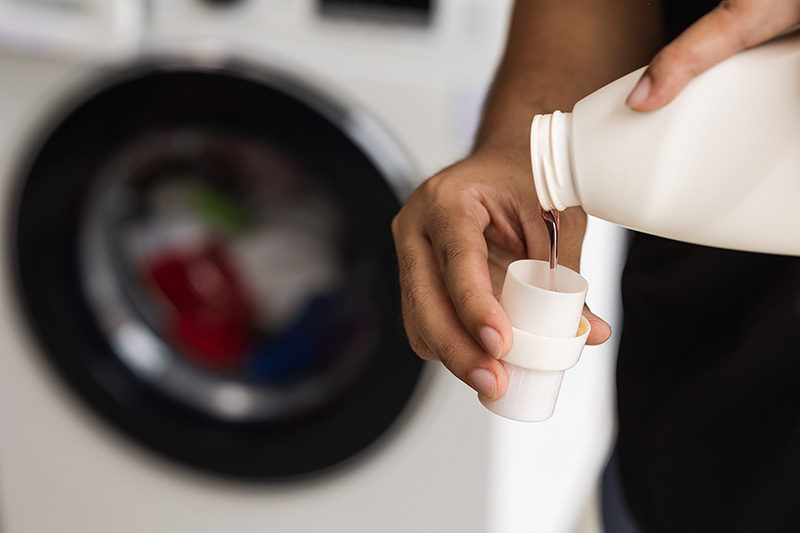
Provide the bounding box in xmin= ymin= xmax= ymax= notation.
xmin=531 ymin=30 xmax=800 ymax=256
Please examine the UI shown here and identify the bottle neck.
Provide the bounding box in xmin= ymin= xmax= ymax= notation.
xmin=530 ymin=110 xmax=579 ymax=212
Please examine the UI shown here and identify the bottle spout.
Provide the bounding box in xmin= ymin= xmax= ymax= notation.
xmin=531 ymin=110 xmax=580 ymax=212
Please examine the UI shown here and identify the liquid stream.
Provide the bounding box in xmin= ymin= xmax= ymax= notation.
xmin=539 ymin=206 xmax=559 ymax=292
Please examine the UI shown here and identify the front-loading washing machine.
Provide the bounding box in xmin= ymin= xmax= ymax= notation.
xmin=0 ymin=0 xmax=516 ymax=531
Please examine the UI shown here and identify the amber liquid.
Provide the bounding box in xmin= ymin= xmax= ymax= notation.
xmin=539 ymin=206 xmax=559 ymax=292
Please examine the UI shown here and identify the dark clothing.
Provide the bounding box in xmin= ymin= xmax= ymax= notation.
xmin=616 ymin=235 xmax=800 ymax=532
xmin=610 ymin=2 xmax=800 ymax=532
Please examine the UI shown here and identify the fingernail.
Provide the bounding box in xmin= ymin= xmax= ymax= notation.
xmin=470 ymin=368 xmax=497 ymax=399
xmin=626 ymin=74 xmax=651 ymax=109
xmin=478 ymin=326 xmax=503 ymax=358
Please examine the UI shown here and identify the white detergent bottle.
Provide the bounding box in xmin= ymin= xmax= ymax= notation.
xmin=531 ymin=29 xmax=800 ymax=256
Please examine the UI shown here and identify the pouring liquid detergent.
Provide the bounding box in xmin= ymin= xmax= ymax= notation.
xmin=531 ymin=29 xmax=800 ymax=255
xmin=482 ymin=204 xmax=588 ymax=422
xmin=539 ymin=206 xmax=560 ymax=291
xmin=483 ymin=30 xmax=800 ymax=422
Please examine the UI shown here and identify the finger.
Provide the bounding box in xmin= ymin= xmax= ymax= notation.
xmin=426 ymin=207 xmax=513 ymax=362
xmin=396 ymin=232 xmax=508 ymax=399
xmin=400 ymin=294 xmax=436 ymax=361
xmin=394 ymin=210 xmax=437 ymax=362
xmin=627 ymin=0 xmax=800 ymax=111
xmin=582 ymin=304 xmax=612 ymax=346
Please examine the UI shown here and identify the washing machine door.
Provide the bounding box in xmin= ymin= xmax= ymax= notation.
xmin=14 ymin=64 xmax=424 ymax=479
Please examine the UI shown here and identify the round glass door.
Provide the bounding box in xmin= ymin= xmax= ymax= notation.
xmin=15 ymin=66 xmax=424 ymax=478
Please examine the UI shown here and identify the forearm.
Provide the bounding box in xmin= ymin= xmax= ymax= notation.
xmin=475 ymin=0 xmax=665 ymax=158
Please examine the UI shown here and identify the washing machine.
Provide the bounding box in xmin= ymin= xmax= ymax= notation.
xmin=0 ymin=0 xmax=516 ymax=531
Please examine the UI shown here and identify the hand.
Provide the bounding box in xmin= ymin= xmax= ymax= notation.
xmin=392 ymin=149 xmax=611 ymax=400
xmin=627 ymin=0 xmax=800 ymax=111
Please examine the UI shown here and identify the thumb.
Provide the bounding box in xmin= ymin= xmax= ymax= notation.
xmin=582 ymin=303 xmax=612 ymax=346
xmin=627 ymin=0 xmax=800 ymax=112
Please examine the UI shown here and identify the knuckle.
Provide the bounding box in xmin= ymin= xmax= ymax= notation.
xmin=454 ymin=286 xmax=483 ymax=316
xmin=652 ymin=42 xmax=684 ymax=71
xmin=424 ymin=175 xmax=475 ymax=215
xmin=397 ymin=291 xmax=436 ymax=361
xmin=396 ymin=250 xmax=417 ymax=289
xmin=414 ymin=174 xmax=448 ymax=208
xmin=438 ymin=238 xmax=468 ymax=270
xmin=715 ymin=1 xmax=751 ymax=48
xmin=436 ymin=335 xmax=463 ymax=370
xmin=397 ymin=294 xmax=449 ymax=364
xmin=426 ymin=205 xmax=453 ymax=237
xmin=650 ymin=43 xmax=700 ymax=86
xmin=401 ymin=277 xmax=438 ymax=327
xmin=406 ymin=331 xmax=434 ymax=361
xmin=403 ymin=282 xmax=426 ymax=316
xmin=717 ymin=0 xmax=742 ymax=17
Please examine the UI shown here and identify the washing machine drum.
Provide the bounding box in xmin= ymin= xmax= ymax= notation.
xmin=15 ymin=66 xmax=424 ymax=479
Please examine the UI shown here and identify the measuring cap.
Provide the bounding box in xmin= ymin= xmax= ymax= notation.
xmin=480 ymin=259 xmax=591 ymax=422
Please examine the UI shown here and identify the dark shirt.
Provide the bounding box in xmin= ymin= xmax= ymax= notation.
xmin=615 ymin=4 xmax=800 ymax=532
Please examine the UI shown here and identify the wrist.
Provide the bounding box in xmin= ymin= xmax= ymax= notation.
xmin=470 ymin=139 xmax=531 ymax=175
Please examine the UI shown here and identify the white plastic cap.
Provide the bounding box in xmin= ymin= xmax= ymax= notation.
xmin=479 ymin=259 xmax=591 ymax=422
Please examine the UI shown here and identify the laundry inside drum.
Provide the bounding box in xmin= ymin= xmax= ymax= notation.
xmin=79 ymin=127 xmax=382 ymax=423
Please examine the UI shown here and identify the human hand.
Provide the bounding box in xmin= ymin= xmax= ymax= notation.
xmin=626 ymin=0 xmax=800 ymax=111
xmin=391 ymin=149 xmax=611 ymax=401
